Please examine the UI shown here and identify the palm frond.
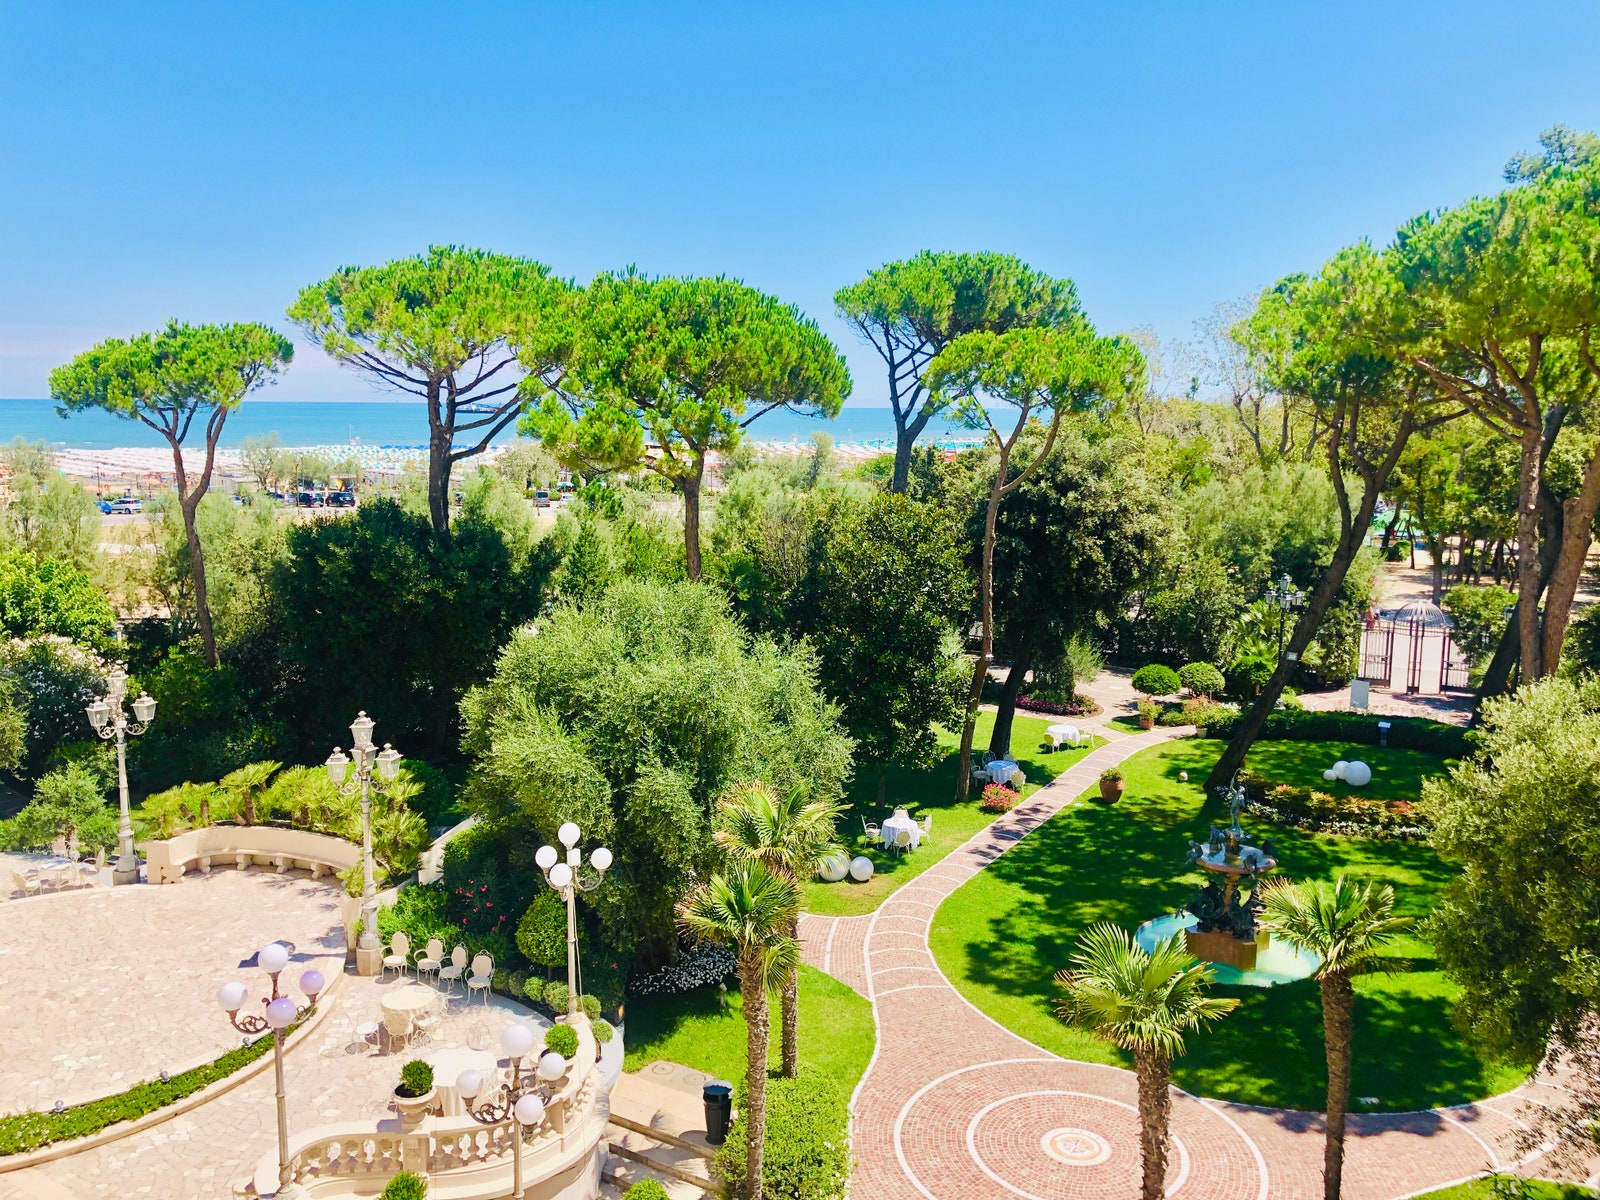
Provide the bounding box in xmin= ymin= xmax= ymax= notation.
xmin=713 ymin=778 xmax=844 ymax=877
xmin=1258 ymin=875 xmax=1413 ymax=979
xmin=676 ymin=857 xmax=801 ymax=961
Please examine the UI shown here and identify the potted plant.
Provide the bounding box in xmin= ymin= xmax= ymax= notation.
xmin=542 ymin=1022 xmax=579 ymax=1060
xmin=1137 ymin=700 xmax=1159 ymax=730
xmin=380 ymin=1172 xmax=428 ymax=1200
xmin=393 ymin=1059 xmax=436 ymax=1126
xmin=1098 ymin=768 xmax=1125 ymax=803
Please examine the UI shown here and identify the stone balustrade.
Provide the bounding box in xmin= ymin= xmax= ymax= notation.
xmin=137 ymin=826 xmax=361 ymax=886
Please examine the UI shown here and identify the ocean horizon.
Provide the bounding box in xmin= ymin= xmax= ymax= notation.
xmin=0 ymin=398 xmax=977 ymax=452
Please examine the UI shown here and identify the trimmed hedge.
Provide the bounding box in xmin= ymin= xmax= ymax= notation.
xmin=714 ymin=1065 xmax=851 ymax=1200
xmin=622 ymin=1182 xmax=671 ymax=1200
xmin=1203 ymin=709 xmax=1471 ymax=758
xmin=0 ymin=1019 xmax=299 ymax=1155
xmin=380 ymin=1171 xmax=428 ymax=1200
xmin=1132 ymin=663 xmax=1180 ymax=697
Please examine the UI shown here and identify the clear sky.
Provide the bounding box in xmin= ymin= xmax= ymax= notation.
xmin=3 ymin=1 xmax=1598 ymax=404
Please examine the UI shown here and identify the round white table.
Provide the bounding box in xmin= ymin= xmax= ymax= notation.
xmin=423 ymin=1045 xmax=505 ymax=1115
xmin=880 ymin=813 xmax=921 ymax=851
xmin=380 ymin=983 xmax=436 ymax=1045
xmin=986 ymin=760 xmax=1020 ymax=785
xmin=1046 ymin=723 xmax=1082 ymax=749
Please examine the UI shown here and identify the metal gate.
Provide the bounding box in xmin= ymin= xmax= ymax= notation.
xmin=1359 ymin=624 xmax=1394 ymax=684
xmin=1441 ymin=639 xmax=1471 ymax=691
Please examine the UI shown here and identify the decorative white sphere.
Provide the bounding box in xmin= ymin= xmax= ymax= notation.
xmin=217 ymin=981 xmax=249 ymax=1012
xmin=558 ymin=822 xmax=581 ymax=847
xmin=1331 ymin=760 xmax=1349 ymax=781
xmin=537 ymin=1051 xmax=566 ymax=1080
xmin=549 ymin=863 xmax=573 ymax=889
xmin=265 ymin=996 xmax=297 ymax=1030
xmin=456 ymin=1068 xmax=484 ymax=1099
xmin=535 ymin=845 xmax=559 ymax=871
xmin=258 ymin=942 xmax=290 ymax=975
xmin=1323 ymin=769 xmax=1337 ymax=782
xmin=501 ymin=1023 xmax=535 ymax=1059
xmin=298 ymin=969 xmax=325 ymax=999
xmin=1344 ymin=760 xmax=1372 ymax=787
xmin=848 ymin=856 xmax=875 ymax=882
xmin=817 ymin=853 xmax=849 ymax=883
xmin=590 ymin=846 xmax=613 ymax=872
xmin=514 ymin=1093 xmax=546 ymax=1125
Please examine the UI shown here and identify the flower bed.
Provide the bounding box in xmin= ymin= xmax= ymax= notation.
xmin=629 ymin=943 xmax=737 ymax=996
xmin=1016 ymin=693 xmax=1100 ymax=717
xmin=1241 ymin=778 xmax=1430 ymax=841
xmin=980 ymin=783 xmax=1019 ymax=812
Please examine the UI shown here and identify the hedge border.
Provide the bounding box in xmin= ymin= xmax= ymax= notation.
xmin=1205 ymin=709 xmax=1472 ymax=758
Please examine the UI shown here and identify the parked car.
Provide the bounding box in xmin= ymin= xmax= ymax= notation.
xmin=102 ymin=497 xmax=142 ymax=515
xmin=326 ymin=491 xmax=356 ymax=508
xmin=295 ymin=491 xmax=324 ymax=507
xmin=534 ymin=489 xmax=551 ymax=507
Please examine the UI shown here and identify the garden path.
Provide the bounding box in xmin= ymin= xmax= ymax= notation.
xmin=800 ymin=727 xmax=1570 ymax=1200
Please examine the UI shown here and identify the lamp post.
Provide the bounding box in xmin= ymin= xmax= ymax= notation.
xmin=457 ymin=1023 xmax=565 ymax=1198
xmin=534 ymin=823 xmax=611 ymax=1015
xmin=325 ymin=713 xmax=402 ymax=977
xmin=217 ymin=942 xmax=324 ymax=1200
xmin=1265 ymin=573 xmax=1305 ymax=659
xmin=85 ymin=664 xmax=156 ymax=885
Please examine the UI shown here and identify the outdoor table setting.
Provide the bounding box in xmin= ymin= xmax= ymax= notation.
xmin=380 ymin=982 xmax=436 ymax=1045
xmin=39 ymin=858 xmax=75 ymax=890
xmin=880 ymin=807 xmax=922 ymax=853
xmin=1046 ymin=723 xmax=1084 ymax=750
xmin=986 ymin=760 xmax=1021 ymax=785
xmin=423 ymin=1044 xmax=505 ymax=1116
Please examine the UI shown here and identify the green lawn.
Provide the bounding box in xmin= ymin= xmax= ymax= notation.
xmin=1410 ymin=1181 xmax=1595 ymax=1200
xmin=928 ymin=737 xmax=1524 ymax=1112
xmin=1244 ymin=738 xmax=1453 ymax=802
xmin=622 ymin=964 xmax=874 ymax=1095
xmin=802 ymin=711 xmax=1101 ymax=917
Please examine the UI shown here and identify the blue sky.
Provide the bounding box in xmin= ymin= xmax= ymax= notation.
xmin=3 ymin=1 xmax=1598 ymax=404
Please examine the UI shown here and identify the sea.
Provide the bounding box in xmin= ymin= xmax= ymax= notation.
xmin=0 ymin=399 xmax=978 ymax=452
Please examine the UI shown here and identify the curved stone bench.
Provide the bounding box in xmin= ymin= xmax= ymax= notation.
xmin=137 ymin=826 xmax=361 ymax=886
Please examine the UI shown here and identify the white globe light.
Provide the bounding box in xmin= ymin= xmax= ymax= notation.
xmin=535 ymin=845 xmax=559 ymax=871
xmin=849 ymin=856 xmax=875 ymax=882
xmin=501 ymin=1023 xmax=535 ymax=1060
xmin=558 ymin=822 xmax=581 ymax=848
xmin=1344 ymin=760 xmax=1373 ymax=787
xmin=1331 ymin=760 xmax=1349 ymax=781
xmin=258 ymin=943 xmax=290 ymax=974
xmin=265 ymin=996 xmax=297 ymax=1030
xmin=217 ymin=981 xmax=249 ymax=1012
xmin=590 ymin=846 xmax=613 ymax=872
xmin=514 ymin=1093 xmax=546 ymax=1125
xmin=537 ymin=1051 xmax=566 ymax=1080
xmin=549 ymin=863 xmax=573 ymax=889
xmin=456 ymin=1068 xmax=484 ymax=1100
xmin=298 ymin=969 xmax=325 ymax=1000
xmin=1322 ymin=769 xmax=1337 ymax=782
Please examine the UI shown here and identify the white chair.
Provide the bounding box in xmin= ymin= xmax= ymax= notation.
xmin=919 ymin=813 xmax=932 ymax=839
xmin=438 ymin=944 xmax=468 ymax=998
xmin=860 ymin=816 xmax=881 ymax=844
xmin=355 ymin=1020 xmax=381 ymax=1053
xmin=412 ymin=991 xmax=444 ymax=1046
xmin=382 ymin=1007 xmax=413 ymax=1050
xmin=466 ymin=953 xmax=494 ymax=1006
xmin=891 ymin=827 xmax=913 ymax=857
xmin=416 ymin=938 xmax=444 ymax=986
xmin=11 ymin=871 xmax=39 ymax=898
xmin=383 ymin=931 xmax=411 ymax=979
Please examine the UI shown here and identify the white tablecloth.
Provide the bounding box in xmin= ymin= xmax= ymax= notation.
xmin=423 ymin=1046 xmax=505 ymax=1116
xmin=987 ymin=761 xmax=1020 ymax=785
xmin=1047 ymin=724 xmax=1082 ymax=748
xmin=880 ymin=814 xmax=921 ymax=850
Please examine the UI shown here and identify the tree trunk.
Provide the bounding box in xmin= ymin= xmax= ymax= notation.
xmin=739 ymin=956 xmax=770 ymax=1200
xmin=1515 ymin=420 xmax=1546 ymax=680
xmin=681 ymin=460 xmax=705 ymax=582
xmin=1320 ymin=971 xmax=1355 ymax=1200
xmin=1538 ymin=441 xmax=1600 ymax=671
xmin=180 ymin=495 xmax=219 ymax=666
xmin=427 ymin=392 xmax=453 ymax=536
xmin=988 ymin=637 xmax=1034 ymax=762
xmin=781 ymin=916 xmax=799 ymax=1079
xmin=1429 ymin=540 xmax=1443 ymax=603
xmin=1379 ymin=504 xmax=1403 ymax=555
xmin=1133 ymin=1046 xmax=1172 ymax=1200
xmin=1477 ymin=479 xmax=1567 ymax=706
xmin=890 ymin=423 xmax=917 ymax=494
xmin=955 ymin=470 xmax=1007 ymax=804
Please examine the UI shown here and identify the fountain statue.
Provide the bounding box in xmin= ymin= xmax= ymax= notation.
xmin=1180 ymin=772 xmax=1279 ymax=971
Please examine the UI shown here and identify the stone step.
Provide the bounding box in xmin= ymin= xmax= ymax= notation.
xmin=602 ymin=1155 xmax=714 ymax=1199
xmin=609 ymin=1070 xmax=720 ymax=1159
xmin=607 ymin=1122 xmax=724 ymax=1195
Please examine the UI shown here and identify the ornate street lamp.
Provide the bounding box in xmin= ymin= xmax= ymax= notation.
xmin=1264 ymin=573 xmax=1305 ymax=659
xmin=534 ymin=823 xmax=611 ymax=1015
xmin=456 ymin=1023 xmax=563 ymax=1197
xmin=86 ymin=664 xmax=156 ymax=884
xmin=217 ymin=942 xmax=324 ymax=1200
xmin=325 ymin=712 xmax=402 ymax=976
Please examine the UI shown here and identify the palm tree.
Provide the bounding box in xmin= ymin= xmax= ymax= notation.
xmin=714 ymin=780 xmax=844 ymax=1077
xmin=1055 ymin=923 xmax=1238 ymax=1200
xmin=1259 ymin=876 xmax=1411 ymax=1200
xmin=678 ymin=859 xmax=800 ymax=1200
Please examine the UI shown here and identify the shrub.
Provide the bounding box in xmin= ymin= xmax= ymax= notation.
xmin=1177 ymin=662 xmax=1225 ymax=698
xmin=622 ymin=1181 xmax=670 ymax=1200
xmin=1201 ymin=708 xmax=1471 ymax=758
xmin=628 ymin=943 xmax=737 ymax=996
xmin=543 ymin=981 xmax=570 ymax=1014
xmin=1443 ymin=584 xmax=1516 ymax=665
xmin=1240 ymin=779 xmax=1429 ymax=840
xmin=397 ymin=1060 xmax=434 ymax=1098
xmin=380 ymin=1171 xmax=428 ymax=1200
xmin=1099 ymin=768 xmax=1122 ymax=782
xmin=1131 ymin=663 xmax=1180 ymax=697
xmin=713 ymin=1065 xmax=850 ymax=1200
xmin=979 ymin=783 xmax=1018 ymax=812
xmin=543 ymin=1023 xmax=579 ymax=1058
xmin=1014 ymin=692 xmax=1097 ymax=717
xmin=593 ymin=1018 xmax=615 ymax=1045
xmin=1226 ymin=654 xmax=1273 ymax=698
xmin=507 ymin=970 xmax=529 ymax=999
xmin=516 ymin=892 xmax=568 ymax=971
xmin=1182 ymin=698 xmax=1237 ymax=730
xmin=580 ymin=993 xmax=602 ymax=1020
xmin=1136 ymin=699 xmax=1159 ymax=721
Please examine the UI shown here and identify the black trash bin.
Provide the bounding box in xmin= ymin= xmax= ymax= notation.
xmin=703 ymin=1081 xmax=733 ymax=1145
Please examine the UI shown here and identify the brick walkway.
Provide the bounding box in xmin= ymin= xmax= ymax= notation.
xmin=801 ymin=727 xmax=1562 ymax=1200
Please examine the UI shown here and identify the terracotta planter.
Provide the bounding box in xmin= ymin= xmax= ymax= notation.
xmin=1099 ymin=779 xmax=1125 ymax=803
xmin=1138 ymin=716 xmax=1155 ymax=730
xmin=393 ymin=1086 xmax=437 ymax=1128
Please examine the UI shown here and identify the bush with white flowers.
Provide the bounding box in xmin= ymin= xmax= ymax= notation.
xmin=629 ymin=943 xmax=737 ymax=996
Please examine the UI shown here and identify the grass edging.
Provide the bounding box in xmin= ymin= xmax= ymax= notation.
xmin=0 ymin=971 xmax=344 ymax=1172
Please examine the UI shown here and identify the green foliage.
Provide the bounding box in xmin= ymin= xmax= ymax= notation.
xmin=712 ymin=1066 xmax=851 ymax=1200
xmin=1443 ymin=584 xmax=1515 ymax=665
xmin=621 ymin=1182 xmax=670 ymax=1200
xmin=1122 ymin=556 xmax=1244 ymax=666
xmin=1225 ymin=654 xmax=1274 ymax=698
xmin=542 ymin=1023 xmax=579 ymax=1058
xmin=125 ymin=653 xmax=278 ymax=795
xmin=0 ymin=439 xmax=101 ymax=572
xmin=516 ymin=892 xmax=568 ymax=969
xmin=1426 ymin=677 xmax=1600 ymax=1065
xmin=1504 ymin=123 xmax=1600 ymax=182
xmin=0 ymin=675 xmax=23 ymax=773
xmin=397 ymin=1059 xmax=434 ymax=1098
xmin=5 ymin=761 xmax=114 ymax=852
xmin=461 ymin=579 xmax=851 ymax=959
xmin=581 ymin=993 xmax=602 ymax=1020
xmin=1131 ymin=663 xmax=1180 ymax=697
xmin=378 ymin=1171 xmax=428 ymax=1200
xmin=1177 ymin=662 xmax=1225 ymax=697
xmin=0 ymin=1018 xmax=292 ymax=1156
xmin=0 ymin=550 xmax=115 ymax=645
xmin=1184 ymin=461 xmax=1339 ymax=596
xmin=592 ymin=1017 xmax=615 ymax=1044
xmin=0 ymin=635 xmax=107 ymax=778
xmin=440 ymin=820 xmax=540 ymax=945
xmin=543 ymin=981 xmax=570 ymax=1014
